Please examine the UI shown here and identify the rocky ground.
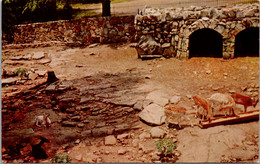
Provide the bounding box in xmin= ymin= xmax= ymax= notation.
xmin=1 ymin=43 xmax=259 ymax=163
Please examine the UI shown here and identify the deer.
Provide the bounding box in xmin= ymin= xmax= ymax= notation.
xmin=164 ymin=106 xmax=194 ymax=128
xmin=208 ymin=93 xmax=238 ymax=117
xmin=35 ymin=113 xmax=51 ymax=127
xmin=193 ymin=95 xmax=213 ymax=122
xmin=231 ymin=93 xmax=258 ymax=112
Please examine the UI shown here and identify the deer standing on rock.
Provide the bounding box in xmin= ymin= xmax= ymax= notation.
xmin=193 ymin=95 xmax=213 ymax=122
xmin=164 ymin=106 xmax=194 ymax=128
xmin=231 ymin=93 xmax=258 ymax=112
xmin=208 ymin=93 xmax=237 ymax=117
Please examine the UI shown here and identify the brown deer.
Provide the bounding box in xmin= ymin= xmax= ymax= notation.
xmin=208 ymin=93 xmax=237 ymax=117
xmin=164 ymin=106 xmax=194 ymax=128
xmin=193 ymin=95 xmax=212 ymax=122
xmin=231 ymin=93 xmax=258 ymax=112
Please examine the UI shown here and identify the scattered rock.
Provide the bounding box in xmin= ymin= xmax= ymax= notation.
xmin=74 ymin=153 xmax=82 ymax=161
xmin=88 ymin=43 xmax=98 ymax=48
xmin=139 ymin=132 xmax=151 ymax=139
xmin=117 ymin=133 xmax=129 ymax=140
xmin=62 ymin=121 xmax=77 ymax=127
xmin=28 ymin=73 xmax=38 ymax=80
xmin=132 ymin=139 xmax=139 ymax=147
xmin=118 ymin=148 xmax=127 ymax=155
xmin=83 ymin=120 xmax=90 ymax=124
xmin=75 ymin=139 xmax=80 ymax=144
xmin=170 ymin=96 xmax=181 ymax=104
xmin=2 ymin=77 xmax=18 ymax=85
xmin=139 ymin=104 xmax=166 ymax=125
xmin=92 ymin=127 xmax=108 ymax=137
xmin=129 ymin=43 xmax=137 ymax=47
xmin=35 ymin=70 xmax=47 ymax=77
xmin=146 ymin=91 xmax=169 ymax=107
xmin=10 ymin=56 xmax=24 ymax=60
xmin=32 ymin=52 xmax=45 ymax=60
xmin=229 ymin=148 xmax=256 ymax=160
xmin=104 ymin=135 xmax=117 ymax=145
xmin=71 ymin=116 xmax=81 ymax=121
xmin=138 ymin=140 xmax=156 ymax=154
xmin=114 ymin=124 xmax=130 ymax=133
xmin=134 ymin=100 xmax=144 ymax=111
xmin=229 ymin=90 xmax=236 ymax=93
xmin=206 ymin=70 xmax=211 ymax=74
xmin=150 ymin=127 xmax=166 ymax=138
xmin=77 ymin=123 xmax=85 ymax=128
xmin=38 ymin=59 xmax=51 ymax=64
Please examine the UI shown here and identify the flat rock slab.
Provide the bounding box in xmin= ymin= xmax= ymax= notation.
xmin=62 ymin=121 xmax=78 ymax=127
xmin=146 ymin=91 xmax=169 ymax=107
xmin=2 ymin=77 xmax=19 ymax=85
xmin=32 ymin=52 xmax=45 ymax=60
xmin=38 ymin=59 xmax=51 ymax=64
xmin=104 ymin=135 xmax=117 ymax=145
xmin=150 ymin=127 xmax=166 ymax=138
xmin=138 ymin=103 xmax=166 ymax=125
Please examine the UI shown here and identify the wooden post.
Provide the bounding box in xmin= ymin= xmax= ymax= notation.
xmin=102 ymin=0 xmax=111 ymax=16
xmin=47 ymin=71 xmax=59 ymax=83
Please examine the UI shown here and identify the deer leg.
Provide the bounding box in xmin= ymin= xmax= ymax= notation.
xmin=244 ymin=105 xmax=248 ymax=112
xmin=178 ymin=116 xmax=182 ymax=128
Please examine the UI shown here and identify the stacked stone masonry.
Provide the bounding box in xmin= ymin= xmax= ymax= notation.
xmin=11 ymin=16 xmax=135 ymax=46
xmin=4 ymin=3 xmax=259 ymax=60
xmin=134 ymin=3 xmax=259 ymax=59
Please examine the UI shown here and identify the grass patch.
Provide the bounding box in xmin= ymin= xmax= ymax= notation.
xmin=233 ymin=0 xmax=259 ymax=4
xmin=71 ymin=3 xmax=99 ymax=10
xmin=111 ymin=0 xmax=132 ymax=3
xmin=72 ymin=9 xmax=100 ymax=19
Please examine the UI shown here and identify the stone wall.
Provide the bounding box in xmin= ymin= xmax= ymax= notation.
xmin=134 ymin=3 xmax=259 ymax=59
xmin=9 ymin=16 xmax=135 ymax=46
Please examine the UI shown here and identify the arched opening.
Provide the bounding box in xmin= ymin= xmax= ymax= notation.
xmin=189 ymin=28 xmax=223 ymax=58
xmin=234 ymin=27 xmax=259 ymax=57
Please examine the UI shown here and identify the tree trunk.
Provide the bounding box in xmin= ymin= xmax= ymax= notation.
xmin=102 ymin=0 xmax=111 ymax=16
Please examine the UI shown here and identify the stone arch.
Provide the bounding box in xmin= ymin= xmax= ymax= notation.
xmin=188 ymin=28 xmax=223 ymax=58
xmin=234 ymin=27 xmax=259 ymax=57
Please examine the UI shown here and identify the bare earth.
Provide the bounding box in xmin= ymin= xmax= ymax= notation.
xmin=88 ymin=0 xmax=244 ymax=16
xmin=1 ymin=43 xmax=259 ymax=163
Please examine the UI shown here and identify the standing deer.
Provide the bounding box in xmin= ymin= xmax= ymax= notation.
xmin=193 ymin=95 xmax=212 ymax=122
xmin=208 ymin=93 xmax=237 ymax=117
xmin=231 ymin=93 xmax=258 ymax=112
xmin=164 ymin=106 xmax=194 ymax=128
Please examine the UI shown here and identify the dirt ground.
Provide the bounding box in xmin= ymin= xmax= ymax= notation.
xmin=87 ymin=0 xmax=248 ymax=16
xmin=1 ymin=43 xmax=259 ymax=163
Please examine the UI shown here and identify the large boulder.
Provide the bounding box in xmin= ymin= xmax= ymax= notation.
xmin=138 ymin=103 xmax=166 ymax=125
xmin=135 ymin=35 xmax=163 ymax=58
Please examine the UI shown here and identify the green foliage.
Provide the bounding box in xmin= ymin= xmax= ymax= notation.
xmin=2 ymin=0 xmax=72 ymax=43
xmin=233 ymin=0 xmax=258 ymax=4
xmin=14 ymin=68 xmax=28 ymax=77
xmin=51 ymin=154 xmax=71 ymax=163
xmin=2 ymin=56 xmax=6 ymax=63
xmin=111 ymin=0 xmax=132 ymax=3
xmin=156 ymin=138 xmax=176 ymax=156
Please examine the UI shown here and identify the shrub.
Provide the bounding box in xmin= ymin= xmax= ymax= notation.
xmin=156 ymin=138 xmax=176 ymax=156
xmin=14 ymin=68 xmax=28 ymax=77
xmin=51 ymin=154 xmax=71 ymax=163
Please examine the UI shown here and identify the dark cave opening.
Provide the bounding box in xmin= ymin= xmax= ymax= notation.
xmin=235 ymin=27 xmax=259 ymax=57
xmin=189 ymin=28 xmax=223 ymax=58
